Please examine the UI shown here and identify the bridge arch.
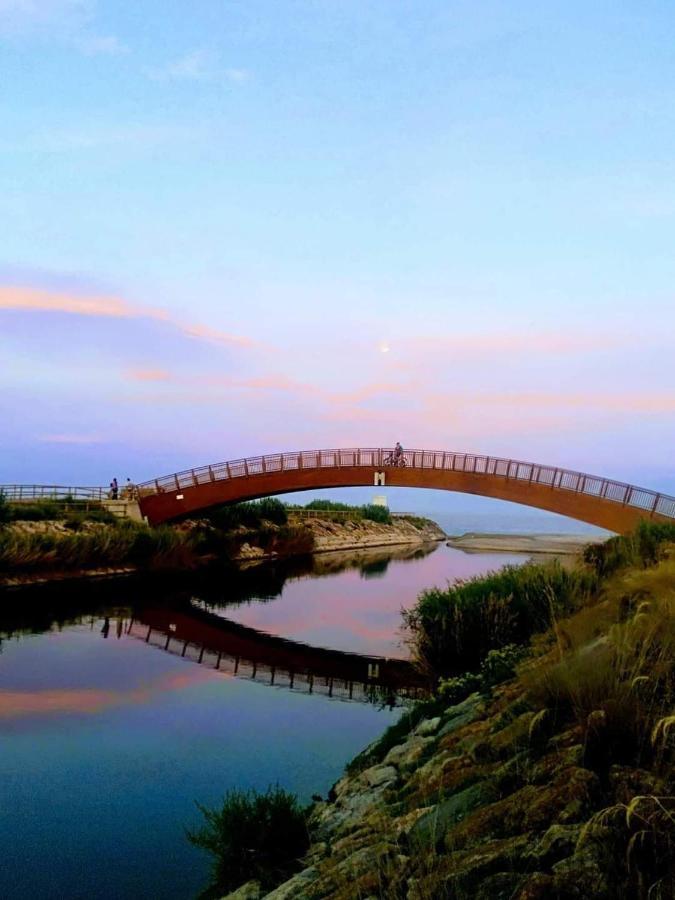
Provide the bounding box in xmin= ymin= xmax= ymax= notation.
xmin=137 ymin=447 xmax=675 ymax=534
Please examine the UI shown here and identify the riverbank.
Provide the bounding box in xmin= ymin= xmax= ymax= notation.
xmin=0 ymin=512 xmax=445 ymax=587
xmin=446 ymin=531 xmax=602 ymax=555
xmin=216 ymin=522 xmax=675 ymax=900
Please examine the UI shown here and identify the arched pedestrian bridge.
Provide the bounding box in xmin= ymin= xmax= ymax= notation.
xmin=136 ymin=447 xmax=675 ymax=533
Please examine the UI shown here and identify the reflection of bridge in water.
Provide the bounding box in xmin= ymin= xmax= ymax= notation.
xmin=129 ymin=604 xmax=431 ymax=706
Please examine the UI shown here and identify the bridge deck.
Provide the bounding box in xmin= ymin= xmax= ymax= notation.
xmin=135 ymin=447 xmax=675 ymax=533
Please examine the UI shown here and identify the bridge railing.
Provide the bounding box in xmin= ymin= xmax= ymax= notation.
xmin=0 ymin=484 xmax=109 ymax=502
xmin=136 ymin=447 xmax=675 ymax=521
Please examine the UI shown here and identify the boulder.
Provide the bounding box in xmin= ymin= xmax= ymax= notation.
xmin=220 ymin=881 xmax=261 ymax=899
xmin=409 ymin=782 xmax=489 ymax=849
xmin=263 ymin=867 xmax=318 ymax=900
xmin=414 ymin=716 xmax=441 ymax=737
xmin=363 ymin=764 xmax=397 ymax=789
xmin=524 ymin=824 xmax=582 ymax=868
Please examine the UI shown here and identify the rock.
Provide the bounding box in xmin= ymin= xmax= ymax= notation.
xmin=220 ymin=881 xmax=261 ymax=899
xmin=364 ymin=764 xmax=397 ymax=788
xmin=383 ymin=736 xmax=432 ymax=768
xmin=415 ymin=716 xmax=441 ymax=737
xmin=439 ymin=834 xmax=532 ymax=896
xmin=608 ymin=765 xmax=664 ymax=805
xmin=409 ymin=782 xmax=490 ymax=849
xmin=391 ymin=806 xmax=434 ymax=839
xmin=263 ymin=867 xmax=318 ymax=900
xmin=486 ymin=711 xmax=536 ymax=759
xmin=438 ymin=693 xmax=484 ymax=737
xmin=515 ymin=873 xmax=555 ymax=899
xmin=525 ymin=824 xmax=582 ymax=868
xmin=552 ymin=847 xmax=610 ymax=898
xmin=474 ymin=871 xmax=526 ymax=899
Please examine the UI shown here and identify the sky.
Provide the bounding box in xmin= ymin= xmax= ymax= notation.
xmin=1 ymin=1 xmax=674 ymax=501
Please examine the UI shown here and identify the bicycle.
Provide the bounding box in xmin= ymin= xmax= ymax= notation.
xmin=382 ymin=453 xmax=407 ymax=467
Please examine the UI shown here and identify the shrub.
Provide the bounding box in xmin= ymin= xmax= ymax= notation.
xmin=187 ymin=786 xmax=309 ymax=898
xmin=361 ymin=504 xmax=392 ymax=524
xmin=403 ymin=560 xmax=597 ymax=678
xmin=205 ymin=498 xmax=288 ymax=530
xmin=8 ymin=501 xmax=62 ymax=521
xmin=438 ymin=644 xmax=527 ymax=704
xmin=583 ymin=521 xmax=675 ymax=578
xmin=305 ymin=499 xmax=354 ymax=512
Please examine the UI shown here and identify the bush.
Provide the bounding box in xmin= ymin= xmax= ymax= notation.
xmin=305 ymin=499 xmax=354 ymax=512
xmin=584 ymin=521 xmax=675 ymax=578
xmin=187 ymin=786 xmax=309 ymax=898
xmin=8 ymin=501 xmax=62 ymax=521
xmin=205 ymin=498 xmax=288 ymax=530
xmin=438 ymin=644 xmax=527 ymax=704
xmin=361 ymin=504 xmax=392 ymax=524
xmin=404 ymin=560 xmax=597 ymax=678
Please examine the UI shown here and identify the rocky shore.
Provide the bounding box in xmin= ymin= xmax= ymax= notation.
xmin=293 ymin=515 xmax=445 ymax=555
xmin=221 ymin=537 xmax=675 ymax=900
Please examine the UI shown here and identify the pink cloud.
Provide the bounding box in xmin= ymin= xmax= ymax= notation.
xmin=0 ymin=666 xmax=219 ymax=719
xmin=0 ymin=284 xmax=255 ymax=350
xmin=127 ymin=368 xmax=172 ymax=382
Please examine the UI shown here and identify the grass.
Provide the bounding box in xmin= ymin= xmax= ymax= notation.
xmin=300 ymin=499 xmax=392 ymax=524
xmin=187 ymin=786 xmax=309 ymax=899
xmin=403 ymin=559 xmax=597 ymax=678
xmin=526 ymin=559 xmax=675 ymax=773
xmin=203 ymin=498 xmax=288 ymax=530
xmin=0 ymin=520 xmax=200 ymax=574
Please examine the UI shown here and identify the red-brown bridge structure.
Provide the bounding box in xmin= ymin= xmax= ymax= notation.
xmin=136 ymin=447 xmax=675 ymax=534
xmin=130 ymin=604 xmax=430 ymax=705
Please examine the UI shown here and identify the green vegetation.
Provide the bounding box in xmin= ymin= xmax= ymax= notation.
xmin=204 ymin=498 xmax=288 ymax=530
xmin=0 ymin=505 xmax=313 ymax=579
xmin=0 ymin=497 xmax=119 ymax=524
xmin=224 ymin=522 xmax=675 ymax=900
xmin=301 ymin=499 xmax=392 ymax=524
xmin=438 ymin=643 xmax=527 ymax=704
xmin=187 ymin=786 xmax=309 ymax=899
xmin=304 ymin=499 xmax=354 ymax=512
xmin=403 ymin=559 xmax=597 ymax=678
xmin=583 ymin=520 xmax=675 ymax=577
xmin=0 ymin=520 xmax=199 ymax=574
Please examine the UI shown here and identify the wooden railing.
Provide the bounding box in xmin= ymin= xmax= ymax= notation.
xmin=136 ymin=447 xmax=675 ymax=521
xmin=0 ymin=484 xmax=109 ymax=502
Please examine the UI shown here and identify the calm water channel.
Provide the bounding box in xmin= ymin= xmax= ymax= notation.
xmin=0 ymin=542 xmax=528 ymax=899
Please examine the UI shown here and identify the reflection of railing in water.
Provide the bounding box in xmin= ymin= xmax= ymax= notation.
xmin=127 ymin=608 xmax=430 ymax=706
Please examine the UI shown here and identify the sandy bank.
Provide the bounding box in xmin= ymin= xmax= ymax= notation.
xmin=446 ymin=531 xmax=605 ymax=555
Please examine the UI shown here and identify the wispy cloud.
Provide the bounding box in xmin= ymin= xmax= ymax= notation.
xmin=76 ymin=33 xmax=129 ymax=56
xmin=0 ymin=0 xmax=128 ymax=56
xmin=0 ymin=285 xmax=256 ymax=350
xmin=147 ymin=49 xmax=249 ymax=84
